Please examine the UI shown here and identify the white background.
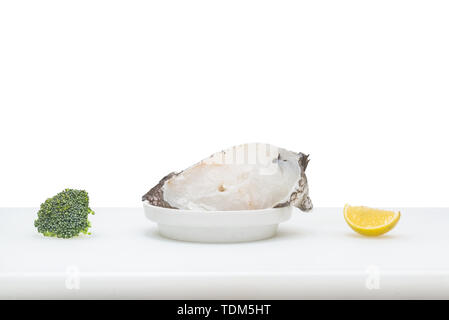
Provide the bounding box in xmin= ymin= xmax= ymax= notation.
xmin=0 ymin=1 xmax=448 ymax=208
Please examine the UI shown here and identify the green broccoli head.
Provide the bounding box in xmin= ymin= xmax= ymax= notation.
xmin=34 ymin=188 xmax=94 ymax=238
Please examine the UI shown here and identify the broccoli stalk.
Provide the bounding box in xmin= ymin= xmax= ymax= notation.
xmin=34 ymin=189 xmax=95 ymax=238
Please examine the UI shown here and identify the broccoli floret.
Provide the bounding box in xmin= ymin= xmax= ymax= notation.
xmin=34 ymin=188 xmax=94 ymax=238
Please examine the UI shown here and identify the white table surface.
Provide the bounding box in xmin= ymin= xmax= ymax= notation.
xmin=1 ymin=207 xmax=449 ymax=299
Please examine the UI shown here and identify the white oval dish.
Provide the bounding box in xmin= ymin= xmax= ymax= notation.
xmin=143 ymin=200 xmax=293 ymax=243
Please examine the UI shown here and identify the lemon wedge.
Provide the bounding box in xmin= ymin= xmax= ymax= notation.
xmin=344 ymin=204 xmax=400 ymax=236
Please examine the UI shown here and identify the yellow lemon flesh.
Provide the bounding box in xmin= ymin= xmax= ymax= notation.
xmin=344 ymin=204 xmax=400 ymax=236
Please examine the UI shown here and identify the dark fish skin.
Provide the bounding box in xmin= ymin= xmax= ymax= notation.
xmin=142 ymin=172 xmax=178 ymax=208
xmin=273 ymin=152 xmax=312 ymax=211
